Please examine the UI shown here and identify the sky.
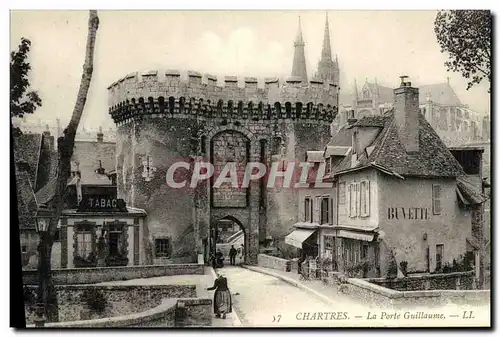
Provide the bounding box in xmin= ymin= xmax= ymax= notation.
xmin=10 ymin=10 xmax=491 ymax=131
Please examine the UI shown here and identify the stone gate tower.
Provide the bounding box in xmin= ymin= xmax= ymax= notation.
xmin=107 ymin=19 xmax=340 ymax=265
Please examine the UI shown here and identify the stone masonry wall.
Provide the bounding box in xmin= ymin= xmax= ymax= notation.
xmin=111 ymin=69 xmax=336 ymax=265
xmin=24 ymin=284 xmax=196 ymax=324
xmin=22 ymin=263 xmax=204 ymax=285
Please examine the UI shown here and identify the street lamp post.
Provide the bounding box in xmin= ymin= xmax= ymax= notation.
xmin=34 ymin=203 xmax=52 ymax=327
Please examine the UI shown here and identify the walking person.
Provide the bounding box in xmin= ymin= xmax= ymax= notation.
xmin=229 ymin=245 xmax=237 ymax=266
xmin=206 ymin=272 xmax=232 ymax=319
xmin=240 ymin=244 xmax=245 ymax=262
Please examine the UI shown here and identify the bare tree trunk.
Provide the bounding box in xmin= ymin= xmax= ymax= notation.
xmin=44 ymin=10 xmax=100 ymax=322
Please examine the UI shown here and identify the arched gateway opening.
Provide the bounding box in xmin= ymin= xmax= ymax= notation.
xmin=208 ymin=216 xmax=247 ymax=266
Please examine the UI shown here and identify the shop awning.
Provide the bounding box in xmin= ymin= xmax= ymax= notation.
xmin=337 ymin=229 xmax=374 ymax=242
xmin=285 ymin=228 xmax=316 ymax=248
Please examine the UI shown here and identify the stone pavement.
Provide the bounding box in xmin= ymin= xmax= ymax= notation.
xmin=96 ymin=266 xmax=242 ymax=327
xmin=242 ymin=265 xmax=365 ymax=307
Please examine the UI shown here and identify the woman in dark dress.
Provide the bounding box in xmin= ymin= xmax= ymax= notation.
xmin=206 ymin=273 xmax=232 ymax=319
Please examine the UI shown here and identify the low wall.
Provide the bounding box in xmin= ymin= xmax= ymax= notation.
xmin=257 ymin=254 xmax=291 ymax=272
xmin=342 ymin=277 xmax=490 ymax=308
xmin=368 ymin=271 xmax=475 ymax=291
xmin=27 ymin=298 xmax=212 ymax=328
xmin=23 ymin=263 xmax=204 ymax=285
xmin=24 ymin=283 xmax=196 ymax=324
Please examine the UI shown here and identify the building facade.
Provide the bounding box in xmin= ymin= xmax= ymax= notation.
xmin=292 ymin=76 xmax=486 ymax=278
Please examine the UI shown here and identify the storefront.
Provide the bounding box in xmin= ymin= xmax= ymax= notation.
xmin=285 ymin=223 xmax=319 ymax=258
xmin=59 ymin=189 xmax=148 ymax=269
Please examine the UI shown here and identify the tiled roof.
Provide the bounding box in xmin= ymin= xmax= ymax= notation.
xmin=347 ymin=116 xmax=387 ymax=128
xmin=48 ymin=151 xmax=59 ymax=180
xmin=34 ymin=177 xmax=57 ymax=205
xmin=14 ymin=165 xmax=38 ymax=230
xmin=326 ymin=125 xmax=355 ymax=147
xmin=333 ymin=110 xmax=465 ymax=178
xmin=72 ymin=141 xmax=116 ymax=182
xmin=13 ymin=133 xmax=42 ymax=187
xmin=68 ymin=173 xmax=113 ymax=186
xmin=456 ymin=176 xmax=488 ymax=205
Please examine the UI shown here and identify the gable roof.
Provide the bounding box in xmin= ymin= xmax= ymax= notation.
xmin=72 ymin=141 xmax=116 ymax=183
xmin=13 ymin=133 xmax=43 ymax=187
xmin=14 ymin=164 xmax=38 ymax=230
xmin=333 ymin=110 xmax=465 ymax=178
xmin=419 ymin=83 xmax=462 ymax=106
xmin=347 ymin=116 xmax=387 ymax=129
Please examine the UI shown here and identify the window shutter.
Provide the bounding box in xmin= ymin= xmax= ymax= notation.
xmin=356 ymin=183 xmax=361 ymax=216
xmin=330 ymin=198 xmax=333 ymax=224
xmin=433 ymin=185 xmax=442 ymax=215
xmin=347 ymin=184 xmax=352 ymax=217
xmin=365 ymin=180 xmax=370 ymax=216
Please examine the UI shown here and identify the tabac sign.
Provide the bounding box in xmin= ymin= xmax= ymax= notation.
xmin=78 ymin=195 xmax=127 ymax=212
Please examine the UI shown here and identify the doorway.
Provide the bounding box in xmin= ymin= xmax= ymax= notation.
xmin=210 ymin=216 xmax=246 ymax=266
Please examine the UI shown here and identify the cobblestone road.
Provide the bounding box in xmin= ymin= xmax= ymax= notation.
xmin=220 ymin=266 xmax=366 ymax=327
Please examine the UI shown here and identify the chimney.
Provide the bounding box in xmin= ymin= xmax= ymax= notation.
xmin=97 ymin=126 xmax=104 ymax=143
xmin=96 ymin=160 xmax=105 ymax=175
xmin=394 ymin=76 xmax=420 ymax=153
xmin=42 ymin=124 xmax=54 ymax=151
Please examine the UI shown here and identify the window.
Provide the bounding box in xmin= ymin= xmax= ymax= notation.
xmin=304 ymin=197 xmax=313 ymax=222
xmin=361 ymin=244 xmax=368 ymax=260
xmin=320 ymin=197 xmax=330 ymax=224
xmin=348 ymin=183 xmax=357 ymax=217
xmin=339 ymin=182 xmax=346 ymax=206
xmin=155 ymin=238 xmax=172 ymax=258
xmin=76 ymin=232 xmax=93 ymax=259
xmin=436 ymin=244 xmax=444 ymax=271
xmin=53 ymin=229 xmax=60 ymax=242
xmin=360 ymin=180 xmax=370 ymax=217
xmin=21 ymin=245 xmax=27 ymax=253
xmin=324 ymin=235 xmax=335 ymax=259
xmin=432 ymin=184 xmax=442 ymax=215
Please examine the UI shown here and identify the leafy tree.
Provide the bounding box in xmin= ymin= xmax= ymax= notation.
xmin=434 ymin=10 xmax=491 ymax=92
xmin=10 ymin=38 xmax=42 ymax=135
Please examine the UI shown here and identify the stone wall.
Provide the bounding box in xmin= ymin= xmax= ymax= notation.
xmin=111 ymin=70 xmax=335 ymax=265
xmin=107 ymin=71 xmax=339 ymax=115
xmin=257 ymin=254 xmax=291 ymax=272
xmin=340 ymin=275 xmax=489 ymax=309
xmin=23 ymin=263 xmax=204 ymax=285
xmin=24 ymin=284 xmax=196 ymax=324
xmin=27 ymin=298 xmax=212 ymax=328
xmin=368 ymin=271 xmax=474 ymax=291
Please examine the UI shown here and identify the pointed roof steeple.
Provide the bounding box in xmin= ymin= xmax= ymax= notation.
xmin=321 ymin=13 xmax=332 ymax=61
xmin=294 ymin=16 xmax=305 ymax=46
xmin=291 ymin=16 xmax=308 ymax=82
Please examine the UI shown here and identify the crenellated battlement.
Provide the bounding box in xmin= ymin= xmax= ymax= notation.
xmin=108 ymin=69 xmax=339 ymax=125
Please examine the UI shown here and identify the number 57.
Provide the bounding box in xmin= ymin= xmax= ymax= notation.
xmin=272 ymin=315 xmax=281 ymax=322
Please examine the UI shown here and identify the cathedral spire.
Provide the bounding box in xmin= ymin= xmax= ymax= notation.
xmin=291 ymin=16 xmax=308 ymax=82
xmin=321 ymin=13 xmax=332 ymax=61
